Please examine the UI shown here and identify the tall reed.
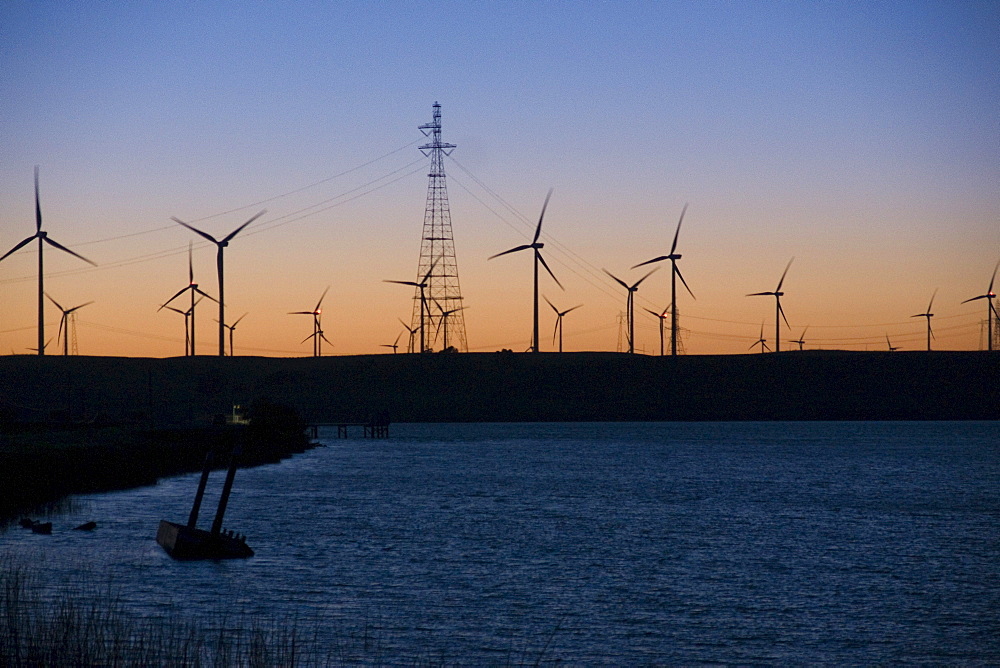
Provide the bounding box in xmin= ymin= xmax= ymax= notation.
xmin=0 ymin=557 xmax=331 ymax=666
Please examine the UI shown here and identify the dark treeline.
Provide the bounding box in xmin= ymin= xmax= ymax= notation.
xmin=1 ymin=351 xmax=997 ymax=427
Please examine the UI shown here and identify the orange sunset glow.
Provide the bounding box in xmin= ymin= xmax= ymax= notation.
xmin=2 ymin=3 xmax=997 ymax=358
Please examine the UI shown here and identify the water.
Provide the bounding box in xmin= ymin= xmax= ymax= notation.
xmin=3 ymin=421 xmax=999 ymax=664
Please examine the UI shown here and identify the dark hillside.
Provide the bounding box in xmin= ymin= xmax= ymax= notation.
xmin=1 ymin=351 xmax=996 ymax=425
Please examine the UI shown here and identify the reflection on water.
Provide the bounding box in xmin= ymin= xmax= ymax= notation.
xmin=3 ymin=421 xmax=999 ymax=664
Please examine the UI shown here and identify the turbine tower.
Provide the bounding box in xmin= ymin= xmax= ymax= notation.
xmin=411 ymin=102 xmax=467 ymax=352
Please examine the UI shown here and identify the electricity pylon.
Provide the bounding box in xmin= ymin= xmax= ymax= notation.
xmin=411 ymin=102 xmax=467 ymax=352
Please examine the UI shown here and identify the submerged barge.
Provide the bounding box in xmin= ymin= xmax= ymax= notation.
xmin=157 ymin=437 xmax=254 ymax=560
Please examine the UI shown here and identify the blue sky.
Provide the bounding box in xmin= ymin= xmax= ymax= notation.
xmin=1 ymin=1 xmax=998 ymax=355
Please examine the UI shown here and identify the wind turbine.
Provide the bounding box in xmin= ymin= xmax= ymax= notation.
xmin=750 ymin=324 xmax=771 ymax=353
xmin=384 ymin=259 xmax=437 ymax=353
xmin=789 ymin=326 xmax=809 ymax=351
xmin=172 ymin=210 xmax=265 ymax=357
xmin=160 ymin=297 xmax=203 ymax=356
xmin=633 ymin=204 xmax=695 ymax=356
xmin=159 ymin=242 xmax=217 ymax=356
xmin=603 ymin=267 xmax=659 ymax=354
xmin=961 ymin=259 xmax=999 ymax=351
xmin=27 ymin=338 xmax=54 ymax=354
xmin=289 ymin=286 xmax=330 ymax=357
xmin=302 ymin=327 xmax=332 ymax=357
xmin=0 ymin=167 xmax=96 ymax=355
xmin=398 ymin=318 xmax=418 ymax=354
xmin=643 ymin=307 xmax=669 ymax=357
xmin=45 ymin=293 xmax=93 ymax=356
xmin=747 ymin=258 xmax=794 ymax=353
xmin=489 ymin=189 xmax=563 ymax=353
xmin=217 ymin=312 xmax=247 ymax=357
xmin=885 ymin=334 xmax=900 ymax=352
xmin=911 ymin=289 xmax=936 ymax=351
xmin=381 ymin=331 xmax=403 ymax=354
xmin=434 ymin=304 xmax=466 ymax=352
xmin=545 ymin=295 xmax=582 ymax=353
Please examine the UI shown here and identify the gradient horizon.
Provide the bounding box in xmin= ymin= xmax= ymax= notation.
xmin=2 ymin=2 xmax=997 ymax=357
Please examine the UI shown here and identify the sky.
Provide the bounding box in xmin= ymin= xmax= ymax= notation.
xmin=1 ymin=1 xmax=998 ymax=357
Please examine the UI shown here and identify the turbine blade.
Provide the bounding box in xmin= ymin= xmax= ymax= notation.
xmin=537 ymin=252 xmax=563 ymax=290
xmin=675 ymin=265 xmax=696 ymax=300
xmin=552 ymin=317 xmax=559 ymax=345
xmin=603 ymin=269 xmax=630 ymax=290
xmin=643 ymin=307 xmax=660 ymax=317
xmin=301 ymin=332 xmax=315 ymax=345
xmin=633 ymin=266 xmax=660 ymax=289
xmin=565 ymin=304 xmax=583 ymax=314
xmin=489 ymin=244 xmax=532 ymax=260
xmin=670 ymin=203 xmax=688 ymax=255
xmin=315 ymin=285 xmax=331 ymax=312
xmin=289 ymin=311 xmax=314 ymax=315
xmin=44 ymin=292 xmax=64 ymax=311
xmin=66 ymin=301 xmax=94 ymax=313
xmin=57 ymin=314 xmax=65 ymax=346
xmin=172 ymin=218 xmax=219 ymax=245
xmin=631 ymin=256 xmax=669 ymax=270
xmin=160 ymin=305 xmax=185 ymax=315
xmin=533 ymin=188 xmax=554 ymax=244
xmin=194 ymin=287 xmax=219 ymax=303
xmin=0 ymin=236 xmax=37 ymax=263
xmin=232 ymin=312 xmax=248 ymax=327
xmin=962 ymin=295 xmax=987 ymax=304
xmin=544 ymin=294 xmax=558 ymax=314
xmin=775 ymin=257 xmax=794 ymax=292
xmin=384 ymin=280 xmax=420 ymax=287
xmin=43 ymin=236 xmax=97 ymax=266
xmin=160 ymin=287 xmax=189 ymax=308
xmin=222 ymin=210 xmax=266 ymax=244
xmin=188 ymin=241 xmax=194 ymax=284
xmin=42 ymin=237 xmax=97 ymax=267
xmin=778 ymin=299 xmax=790 ymax=327
xmin=421 ymin=258 xmax=439 ymax=284
xmin=319 ymin=332 xmax=332 ymax=345
xmin=34 ymin=166 xmax=42 ymax=232
xmin=989 ymin=258 xmax=1000 ymax=294
xmin=746 ymin=291 xmax=773 ymax=297
xmin=927 ymin=288 xmax=937 ymax=312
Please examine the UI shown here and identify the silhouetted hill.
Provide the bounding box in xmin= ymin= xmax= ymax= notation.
xmin=1 ymin=351 xmax=996 ymax=425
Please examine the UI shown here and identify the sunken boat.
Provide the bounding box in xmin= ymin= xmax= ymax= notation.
xmin=157 ymin=439 xmax=254 ymax=560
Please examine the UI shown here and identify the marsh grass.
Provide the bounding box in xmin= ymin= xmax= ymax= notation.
xmin=0 ymin=556 xmax=338 ymax=666
xmin=0 ymin=555 xmax=561 ymax=666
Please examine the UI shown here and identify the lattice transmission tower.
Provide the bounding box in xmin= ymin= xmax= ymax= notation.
xmin=410 ymin=102 xmax=467 ymax=352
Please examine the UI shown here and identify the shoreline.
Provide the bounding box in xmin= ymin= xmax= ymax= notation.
xmin=1 ymin=410 xmax=314 ymax=525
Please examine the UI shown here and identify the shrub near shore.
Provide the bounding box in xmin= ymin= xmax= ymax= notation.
xmin=0 ymin=401 xmax=313 ymax=525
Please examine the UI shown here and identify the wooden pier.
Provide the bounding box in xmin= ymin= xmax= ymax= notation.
xmin=307 ymin=420 xmax=390 ymax=439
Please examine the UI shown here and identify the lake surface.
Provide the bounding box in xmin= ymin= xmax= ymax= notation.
xmin=3 ymin=421 xmax=999 ymax=664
